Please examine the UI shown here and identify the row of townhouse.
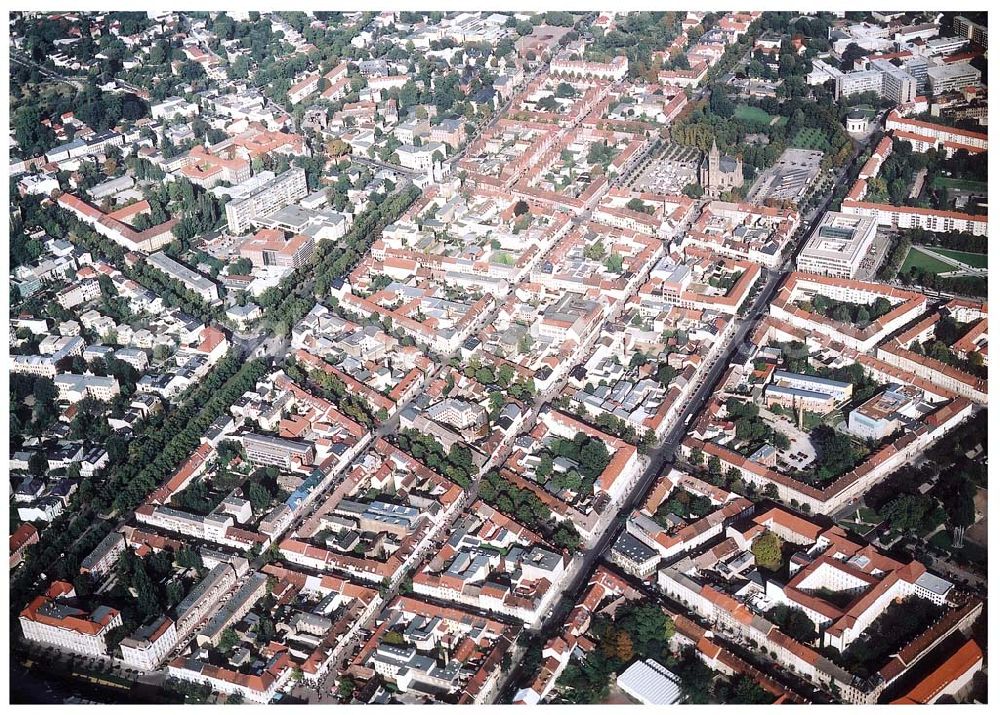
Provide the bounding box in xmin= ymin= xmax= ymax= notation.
xmin=839 ymin=200 xmax=987 ymax=237
xmin=549 ymin=55 xmax=628 ymax=82
xmin=679 ymin=392 xmax=972 ymax=515
xmin=58 ymin=192 xmax=178 ymax=253
xmin=768 ymin=272 xmax=928 ymax=353
xmin=167 ymin=651 xmax=294 ymax=704
xmin=261 ymin=563 xmax=381 ymax=682
xmin=885 ymin=109 xmax=988 ymax=153
xmin=339 ymin=290 xmax=497 ymax=355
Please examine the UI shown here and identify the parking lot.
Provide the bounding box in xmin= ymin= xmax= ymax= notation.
xmin=762 ymin=409 xmax=817 ymax=471
xmin=855 ymin=228 xmax=894 ymax=280
xmin=746 ymin=148 xmax=824 ymax=205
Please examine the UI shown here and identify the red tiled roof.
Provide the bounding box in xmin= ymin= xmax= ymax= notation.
xmin=10 ymin=523 xmax=39 ymax=554
xmin=891 ymin=639 xmax=983 ymax=704
xmin=20 ymin=582 xmax=120 ymax=636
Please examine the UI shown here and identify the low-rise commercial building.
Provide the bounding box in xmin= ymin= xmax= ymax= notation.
xmin=241 ymin=433 xmax=315 ymax=470
xmin=615 ymin=659 xmax=683 ymax=705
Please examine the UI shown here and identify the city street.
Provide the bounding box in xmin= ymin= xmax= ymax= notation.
xmin=10 ymin=8 xmax=987 ymax=708
xmin=491 ymin=123 xmax=878 ymax=698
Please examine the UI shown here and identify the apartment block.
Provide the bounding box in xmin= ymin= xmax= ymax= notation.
xmin=870 ymin=59 xmax=918 ymax=103
xmin=550 ymin=54 xmax=628 ymax=81
xmin=196 ymin=572 xmax=268 ymax=647
xmin=58 ymin=193 xmax=177 ymax=253
xmin=54 ymin=374 xmax=121 ymax=402
xmin=11 ymin=336 xmax=85 ymax=377
xmin=150 ymin=96 xmax=200 ymax=121
xmin=953 ymin=15 xmax=987 ymax=48
xmin=224 ymin=168 xmax=308 ymax=235
xmin=79 ymin=530 xmax=127 ymax=578
xmin=834 ymin=60 xmax=918 ymax=103
xmin=19 ymin=582 xmax=122 ymax=656
xmin=120 ymin=616 xmax=178 ymax=671
xmin=146 ymin=252 xmax=220 ymax=302
xmin=175 ymin=561 xmax=246 ymax=637
xmin=840 ymin=201 xmax=987 ymax=237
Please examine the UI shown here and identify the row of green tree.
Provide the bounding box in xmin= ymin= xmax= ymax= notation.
xmin=284 ymin=357 xmax=386 ymax=429
xmin=101 ymin=354 xmax=270 ymax=514
xmin=806 ymin=293 xmax=893 ymax=328
xmin=478 ymin=470 xmax=581 ymax=551
xmin=898 ymin=268 xmax=987 ymax=299
xmin=395 ymin=428 xmax=477 ymax=488
xmin=262 ymin=184 xmax=421 ymax=334
xmin=11 ymin=354 xmax=269 ymax=634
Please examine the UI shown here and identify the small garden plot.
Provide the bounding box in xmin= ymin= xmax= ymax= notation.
xmin=929 ymin=530 xmax=953 ymax=550
xmin=791 ymin=127 xmax=829 ymax=152
xmin=838 ymin=505 xmax=882 ymax=538
xmin=490 ymin=250 xmax=516 ymax=266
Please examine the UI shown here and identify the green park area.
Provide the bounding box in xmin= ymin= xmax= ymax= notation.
xmin=900 ymin=247 xmax=953 ymax=275
xmin=734 ymin=105 xmax=774 ymax=125
xmin=931 ymin=248 xmax=987 ymax=269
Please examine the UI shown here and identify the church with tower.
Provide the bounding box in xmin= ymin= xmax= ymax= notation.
xmin=699 ymin=139 xmax=744 ymax=197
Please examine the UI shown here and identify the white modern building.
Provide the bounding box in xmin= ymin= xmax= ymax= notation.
xmin=927 ymin=62 xmax=982 ymax=95
xmin=224 ymin=167 xmax=308 ymax=234
xmin=54 ymin=374 xmax=121 ymax=402
xmin=616 ymin=659 xmax=683 ymax=705
xmin=796 ymin=212 xmax=878 ymax=279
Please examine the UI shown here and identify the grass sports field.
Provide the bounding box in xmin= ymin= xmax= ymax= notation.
xmin=734 ymin=105 xmax=773 ymax=125
xmin=931 ymin=248 xmax=988 ymax=269
xmin=900 ymin=247 xmax=953 ymax=275
xmin=931 ymin=177 xmax=988 ymax=193
xmin=791 ymin=127 xmax=829 ymax=151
